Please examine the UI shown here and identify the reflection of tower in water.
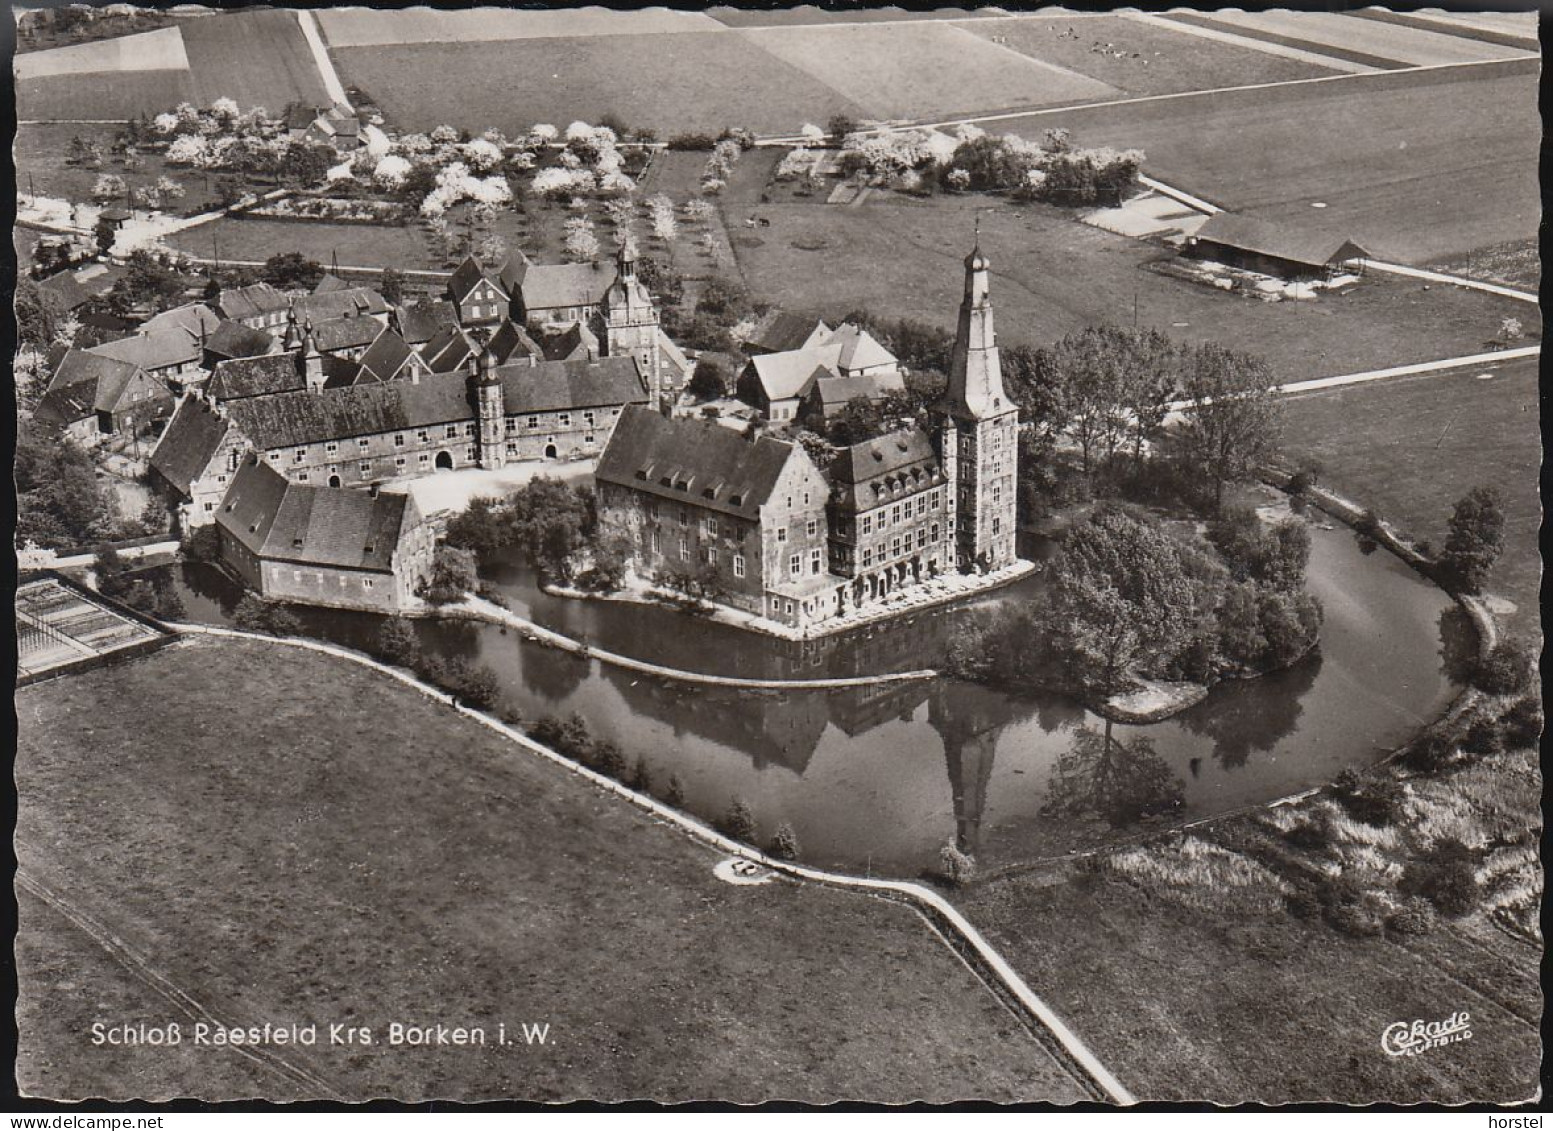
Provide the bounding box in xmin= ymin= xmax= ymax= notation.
xmin=928 ymin=681 xmax=1019 ymax=857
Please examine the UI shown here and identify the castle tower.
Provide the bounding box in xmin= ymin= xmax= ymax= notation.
xmin=600 ymin=239 xmax=666 ymax=409
xmin=282 ymin=307 xmax=302 ymax=352
xmin=936 ymin=234 xmax=1019 ymax=573
xmin=300 ymin=318 xmax=325 ymax=393
xmin=473 ymin=346 xmax=506 ymax=470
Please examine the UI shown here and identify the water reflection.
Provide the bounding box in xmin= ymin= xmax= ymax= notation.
xmin=135 ymin=509 xmax=1462 ymax=875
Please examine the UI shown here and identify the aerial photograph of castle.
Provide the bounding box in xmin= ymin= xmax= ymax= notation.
xmin=10 ymin=1 xmax=1542 ymax=1113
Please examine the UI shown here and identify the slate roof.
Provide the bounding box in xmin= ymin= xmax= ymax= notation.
xmin=94 ymin=364 xmax=167 ymax=415
xmin=486 ymin=319 xmax=544 ymax=364
xmin=216 ymin=283 xmax=290 ymax=322
xmin=309 ymin=315 xmax=383 ymax=355
xmin=88 ymin=327 xmax=202 ymax=371
xmin=1190 ymin=212 xmax=1371 ymax=270
xmin=204 ymin=319 xmax=275 ymax=361
xmin=809 ymin=373 xmax=888 ymax=410
xmin=47 ymin=348 xmax=140 ymax=395
xmin=519 ymin=261 xmax=617 ymax=314
xmin=395 ymin=299 xmax=459 ymax=345
xmin=495 ymin=355 xmax=645 ymax=414
xmin=141 ymin=302 xmax=221 ymax=338
xmin=217 ymin=456 xmax=414 ymax=573
xmin=496 ymin=250 xmax=534 ymax=296
xmin=817 ymin=323 xmax=897 ymax=373
xmin=313 ymin=273 xmax=352 ymax=294
xmin=748 ymin=343 xmax=843 ymax=402
xmin=35 ymin=381 xmax=99 ymax=427
xmin=36 ymin=271 xmax=92 ymax=311
xmin=596 ymin=404 xmax=799 ymax=521
xmin=292 ymin=286 xmax=389 ymax=324
xmin=149 ymin=395 xmax=231 ymax=495
xmin=420 ymin=326 xmax=478 ymax=374
xmin=207 ymin=353 xmax=306 ymax=401
xmin=827 ymin=428 xmax=944 ymax=512
xmin=355 ymin=328 xmax=417 ymax=382
xmin=745 ymin=310 xmax=829 ymax=355
xmin=447 ymin=256 xmax=498 ymax=304
xmin=541 ymin=321 xmax=599 ymax=362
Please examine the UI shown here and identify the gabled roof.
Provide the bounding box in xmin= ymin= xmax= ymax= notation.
xmin=36 ymin=271 xmax=92 ymax=312
xmin=1191 ymin=212 xmax=1371 ymax=269
xmin=519 ymin=261 xmax=617 ymax=314
xmin=596 ymin=404 xmax=802 ymax=521
xmin=88 ymin=328 xmax=202 ymax=371
xmin=149 ymin=395 xmax=231 ymax=496
xmin=541 ymin=321 xmax=599 ymax=362
xmin=486 ymin=318 xmax=544 ymax=364
xmin=308 ymin=314 xmax=383 ymax=355
xmin=748 ymin=343 xmax=843 ymax=402
xmin=495 ymin=355 xmax=644 ymax=414
xmin=827 ymin=427 xmax=944 ymax=512
xmin=355 ymin=328 xmax=417 ymax=383
xmin=141 ymin=302 xmax=221 ymax=338
xmin=420 ymin=325 xmax=478 ymax=374
xmin=216 ymin=282 xmax=290 ymax=321
xmin=217 ymin=455 xmax=415 ymax=574
xmin=745 ymin=310 xmax=830 ymax=355
xmin=816 ymin=322 xmax=897 ymax=373
xmin=313 ymin=273 xmax=352 ymax=294
xmin=48 ymin=348 xmax=140 ymax=395
xmin=34 ymin=381 xmax=99 ymax=427
xmin=207 ymin=353 xmax=305 ymax=401
xmin=292 ymin=286 xmax=390 ymax=325
xmin=395 ymin=299 xmax=459 ymax=345
xmin=204 ymin=319 xmax=275 ymax=361
xmin=497 ymin=250 xmax=534 ymax=296
xmin=94 ymin=364 xmax=168 ymax=415
xmin=809 ymin=373 xmax=888 ymax=410
xmin=225 ymin=376 xmax=476 ymax=449
xmin=447 ymin=256 xmax=500 ymax=305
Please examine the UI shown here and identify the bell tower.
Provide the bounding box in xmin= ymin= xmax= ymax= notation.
xmin=936 ymin=231 xmax=1019 ymax=573
xmin=601 ymin=238 xmax=666 ymax=409
xmin=473 ymin=347 xmax=506 ymax=469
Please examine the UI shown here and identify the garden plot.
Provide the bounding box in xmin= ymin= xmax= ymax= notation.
xmin=738 ymin=21 xmax=1118 ymax=122
xmin=316 ymin=6 xmax=721 ymax=47
xmin=13 ymin=25 xmax=188 ymax=80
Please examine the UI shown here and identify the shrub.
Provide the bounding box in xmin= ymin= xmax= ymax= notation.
xmin=721 ymin=798 xmax=757 ymax=843
xmin=455 ymin=663 xmax=500 ymax=711
xmin=1332 ymin=770 xmax=1407 ymax=827
xmin=1284 ymin=818 xmax=1330 ymax=854
xmin=377 ymin=617 xmax=420 ymax=666
xmin=666 ymin=133 xmax=717 ymax=151
xmin=628 ymin=755 xmax=652 ymax=793
xmin=769 ymin=822 xmax=801 ymax=861
xmin=664 ymin=773 xmax=686 ymax=807
xmin=1401 ymin=838 xmax=1480 ymax=917
xmin=1386 ymin=900 xmax=1437 ymax=937
xmin=1327 ymin=898 xmax=1385 ymax=938
xmin=594 ymin=741 xmax=627 ymax=779
xmin=1458 ymin=713 xmax=1504 ymax=757
xmin=1471 ymin=638 xmax=1536 ymax=696
xmin=529 ymin=716 xmax=567 ymax=749
xmin=1287 ymin=466 xmax=1319 ymax=495
xmin=1284 ymin=886 xmax=1322 ymax=920
xmin=1502 ymin=695 xmax=1544 ymax=749
xmin=266 ymin=606 xmax=302 ymax=637
xmin=1400 ymin=730 xmax=1456 ymax=774
xmin=938 ymin=841 xmax=977 ymax=885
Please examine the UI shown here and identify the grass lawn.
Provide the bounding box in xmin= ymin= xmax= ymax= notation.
xmin=1429 ymin=239 xmax=1540 ymax=293
xmin=167 ymin=215 xmax=441 ymax=272
xmin=331 ymin=34 xmax=872 ymax=139
xmin=724 ymin=188 xmax=1539 ymax=383
xmin=1277 ymin=359 xmax=1542 ymax=634
xmin=955 ymin=14 xmax=1340 ymax=98
xmin=16 ymin=123 xmax=225 ymax=215
xmin=15 ymin=636 xmax=1089 ymax=1103
xmin=999 ymin=62 xmax=1538 ymax=264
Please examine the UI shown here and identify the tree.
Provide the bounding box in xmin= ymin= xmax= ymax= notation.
xmin=827 ymin=114 xmax=859 ymax=141
xmin=279 ymin=139 xmax=335 ymax=187
xmin=1471 ymin=638 xmax=1535 ymax=696
xmin=1437 ymin=486 xmax=1505 ymax=594
xmin=420 ymin=544 xmax=479 ymax=603
xmin=15 ymin=420 xmax=118 ymax=549
xmin=686 ymin=358 xmax=729 ymax=402
xmin=722 ymin=798 xmax=758 ymax=843
xmin=377 ymin=617 xmax=420 ymax=666
xmin=261 ymin=252 xmax=325 ymax=290
xmin=1175 ymin=342 xmax=1280 ymax=510
xmin=1401 ymin=838 xmax=1480 ymax=917
xmin=378 ymin=267 xmax=406 ymax=305
xmin=69 ymin=135 xmax=104 ymax=168
xmin=92 ymin=173 xmax=127 ymax=203
xmin=769 ymin=823 xmax=801 ymax=861
xmin=14 ymin=276 xmax=66 ymax=349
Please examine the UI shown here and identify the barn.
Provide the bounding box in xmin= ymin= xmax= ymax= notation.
xmin=1185 ymin=212 xmax=1370 ymax=281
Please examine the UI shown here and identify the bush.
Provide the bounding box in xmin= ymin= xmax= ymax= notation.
xmin=1284 ymin=886 xmax=1322 ymax=920
xmin=666 ymin=133 xmax=717 ymax=151
xmin=1331 ymin=769 xmax=1407 ymax=827
xmin=769 ymin=822 xmax=801 ymax=862
xmin=938 ymin=841 xmax=977 ymax=886
xmin=377 ymin=617 xmax=420 ymax=666
xmin=1327 ymin=898 xmax=1385 ymax=938
xmin=1471 ymin=638 xmax=1536 ymax=696
xmin=1400 ymin=729 xmax=1456 ymax=774
xmin=1386 ymin=900 xmax=1437 ymax=937
xmin=1284 ymin=819 xmax=1330 ymax=854
xmin=1502 ymin=695 xmax=1543 ymax=749
xmin=628 ymin=755 xmax=652 ymax=793
xmin=1458 ymin=713 xmax=1504 ymax=757
xmin=181 ymin=522 xmax=222 ymax=563
xmin=529 ymin=716 xmax=567 ymax=749
xmin=664 ymin=773 xmax=686 ymax=807
xmin=595 ymin=741 xmax=627 ymax=780
xmin=721 ymin=797 xmax=757 ymax=843
xmin=232 ymin=594 xmax=299 ymax=635
xmin=1401 ymin=838 xmax=1480 ymax=917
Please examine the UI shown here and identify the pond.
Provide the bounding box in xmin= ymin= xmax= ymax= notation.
xmin=149 ymin=494 xmax=1469 ymax=878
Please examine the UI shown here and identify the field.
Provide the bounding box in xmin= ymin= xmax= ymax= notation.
xmin=16 ymin=9 xmax=331 ymax=122
xmin=331 ymin=33 xmax=871 ymax=138
xmin=1172 ymin=10 xmax=1534 ymax=68
xmin=13 ymin=26 xmax=189 ymax=79
xmin=722 ymin=181 xmax=1540 ymax=385
xmin=956 ymin=14 xmax=1340 ymax=98
xmin=316 ymin=7 xmax=722 ymax=46
xmin=1430 ymin=239 xmax=1541 ymax=293
xmin=1003 ymin=62 xmax=1539 ymax=264
xmin=1277 ymin=358 xmax=1542 ymax=634
xmin=707 ymin=7 xmax=1007 ymax=28
xmin=14 ymin=636 xmax=1089 ymax=1103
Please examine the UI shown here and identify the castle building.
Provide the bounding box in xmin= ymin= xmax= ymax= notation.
xmin=936 ymin=238 xmax=1019 ymax=573
xmin=594 ymin=239 xmax=1022 ymax=633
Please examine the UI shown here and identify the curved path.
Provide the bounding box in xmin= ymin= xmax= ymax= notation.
xmin=428 ymin=595 xmax=939 ymax=690
xmin=165 ymin=622 xmax=1134 ymax=1105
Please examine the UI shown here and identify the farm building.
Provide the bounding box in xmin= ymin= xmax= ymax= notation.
xmin=39 ymin=348 xmax=174 ymax=438
xmin=1185 ymin=212 xmax=1370 ymax=280
xmin=743 ymin=310 xmax=831 ymax=356
xmin=213 ymin=455 xmax=435 ymax=613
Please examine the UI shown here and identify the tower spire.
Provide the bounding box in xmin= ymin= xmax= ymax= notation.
xmin=939 ymin=234 xmax=1007 ymax=421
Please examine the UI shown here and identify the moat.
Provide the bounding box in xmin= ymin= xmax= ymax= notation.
xmin=149 ymin=497 xmax=1468 ymax=876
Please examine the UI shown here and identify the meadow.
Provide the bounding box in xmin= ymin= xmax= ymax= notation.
xmin=14 ymin=636 xmax=1089 ymax=1103
xmin=1173 ymin=10 xmax=1533 ymax=68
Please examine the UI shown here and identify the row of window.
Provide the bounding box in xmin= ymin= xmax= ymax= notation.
xmin=858 ymin=489 xmax=941 ymax=536
xmin=856 ymin=524 xmax=941 ymax=570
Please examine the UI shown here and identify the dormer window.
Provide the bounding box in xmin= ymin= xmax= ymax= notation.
xmin=729 ymin=493 xmax=743 ymax=507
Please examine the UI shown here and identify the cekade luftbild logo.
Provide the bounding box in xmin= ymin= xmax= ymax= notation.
xmin=1381 ymin=1011 xmax=1473 ymax=1057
